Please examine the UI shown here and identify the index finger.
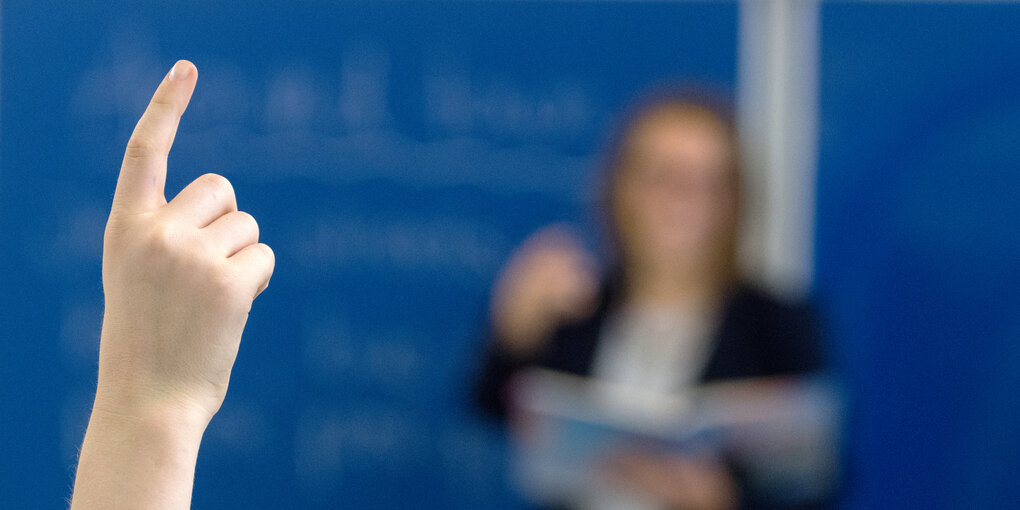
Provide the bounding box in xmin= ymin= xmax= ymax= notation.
xmin=113 ymin=60 xmax=198 ymax=214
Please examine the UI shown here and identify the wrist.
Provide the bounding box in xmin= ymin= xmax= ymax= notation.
xmin=72 ymin=392 xmax=209 ymax=510
xmin=96 ymin=318 xmax=230 ymax=426
xmin=91 ymin=381 xmax=215 ymax=439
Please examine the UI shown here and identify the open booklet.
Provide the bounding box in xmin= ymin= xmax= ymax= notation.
xmin=507 ymin=368 xmax=841 ymax=507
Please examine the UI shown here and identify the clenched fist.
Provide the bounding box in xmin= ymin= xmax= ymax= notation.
xmin=71 ymin=60 xmax=274 ymax=510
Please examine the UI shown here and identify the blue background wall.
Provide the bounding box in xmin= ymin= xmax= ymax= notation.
xmin=2 ymin=1 xmax=1018 ymax=509
xmin=816 ymin=3 xmax=1020 ymax=508
xmin=0 ymin=2 xmax=737 ymax=508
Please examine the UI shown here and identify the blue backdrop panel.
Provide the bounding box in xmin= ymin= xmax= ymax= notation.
xmin=816 ymin=4 xmax=1020 ymax=509
xmin=0 ymin=2 xmax=737 ymax=508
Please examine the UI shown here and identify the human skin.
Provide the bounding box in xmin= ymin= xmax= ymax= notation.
xmin=489 ymin=225 xmax=600 ymax=356
xmin=611 ymin=109 xmax=737 ymax=307
xmin=69 ymin=60 xmax=274 ymax=510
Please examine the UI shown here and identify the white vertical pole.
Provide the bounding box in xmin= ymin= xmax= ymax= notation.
xmin=737 ymin=0 xmax=820 ymax=299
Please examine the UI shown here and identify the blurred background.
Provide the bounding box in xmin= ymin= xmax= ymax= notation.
xmin=1 ymin=1 xmax=1017 ymax=508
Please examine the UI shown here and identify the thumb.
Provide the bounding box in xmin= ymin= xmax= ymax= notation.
xmin=113 ymin=60 xmax=197 ymax=215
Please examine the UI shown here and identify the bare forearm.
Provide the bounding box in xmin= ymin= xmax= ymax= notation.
xmin=70 ymin=397 xmax=208 ymax=510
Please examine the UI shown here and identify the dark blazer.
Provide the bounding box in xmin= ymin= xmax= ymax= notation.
xmin=474 ymin=280 xmax=830 ymax=510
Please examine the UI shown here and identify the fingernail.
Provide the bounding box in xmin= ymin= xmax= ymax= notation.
xmin=167 ymin=61 xmax=190 ymax=81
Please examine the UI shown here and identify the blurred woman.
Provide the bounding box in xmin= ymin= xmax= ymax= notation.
xmin=475 ymin=89 xmax=830 ymax=510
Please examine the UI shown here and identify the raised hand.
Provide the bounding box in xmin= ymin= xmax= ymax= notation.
xmin=98 ymin=58 xmax=273 ymax=422
xmin=71 ymin=60 xmax=274 ymax=510
xmin=490 ymin=226 xmax=599 ymax=356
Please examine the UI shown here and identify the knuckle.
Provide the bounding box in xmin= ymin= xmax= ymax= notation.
xmin=197 ymin=173 xmax=236 ymax=201
xmin=143 ymin=220 xmax=179 ymax=254
xmin=256 ymin=243 xmax=276 ymax=265
xmin=149 ymin=96 xmax=177 ymax=109
xmin=123 ymin=134 xmax=163 ymax=160
xmin=241 ymin=243 xmax=276 ymax=278
xmin=235 ymin=211 xmax=260 ymax=239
